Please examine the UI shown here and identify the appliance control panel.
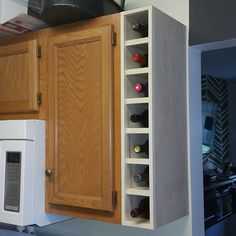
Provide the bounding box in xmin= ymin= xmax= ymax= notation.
xmin=4 ymin=152 xmax=21 ymax=213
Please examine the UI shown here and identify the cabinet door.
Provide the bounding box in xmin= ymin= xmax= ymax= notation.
xmin=47 ymin=25 xmax=114 ymax=212
xmin=0 ymin=39 xmax=39 ymax=113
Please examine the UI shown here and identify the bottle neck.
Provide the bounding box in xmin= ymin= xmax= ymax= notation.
xmin=130 ymin=114 xmax=142 ymax=122
xmin=134 ymin=173 xmax=143 ymax=183
xmin=134 ymin=143 xmax=147 ymax=154
xmin=132 ymin=22 xmax=148 ymax=37
xmin=134 ymin=144 xmax=142 ymax=153
xmin=134 ymin=83 xmax=147 ymax=93
xmin=130 ymin=208 xmax=142 ymax=218
xmin=132 ymin=53 xmax=148 ymax=66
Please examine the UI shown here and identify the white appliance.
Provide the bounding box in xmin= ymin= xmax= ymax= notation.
xmin=0 ymin=120 xmax=67 ymax=227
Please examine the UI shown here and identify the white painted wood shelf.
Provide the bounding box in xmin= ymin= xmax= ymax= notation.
xmin=121 ymin=6 xmax=189 ymax=230
xmin=121 ymin=6 xmax=153 ymax=229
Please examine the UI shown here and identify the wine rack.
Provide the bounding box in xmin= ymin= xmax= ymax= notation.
xmin=121 ymin=6 xmax=189 ymax=229
xmin=121 ymin=6 xmax=153 ymax=229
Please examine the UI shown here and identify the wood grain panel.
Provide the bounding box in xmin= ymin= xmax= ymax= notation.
xmin=47 ymin=25 xmax=114 ymax=212
xmin=0 ymin=39 xmax=39 ymax=113
xmin=43 ymin=13 xmax=121 ymax=223
xmin=57 ymin=39 xmax=103 ymax=198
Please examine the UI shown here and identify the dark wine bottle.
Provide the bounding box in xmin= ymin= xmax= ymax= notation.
xmin=131 ymin=53 xmax=148 ymax=67
xmin=133 ymin=82 xmax=148 ymax=97
xmin=130 ymin=109 xmax=148 ymax=127
xmin=132 ymin=22 xmax=148 ymax=37
xmin=134 ymin=140 xmax=149 ymax=155
xmin=130 ymin=197 xmax=150 ymax=219
xmin=133 ymin=166 xmax=149 ymax=185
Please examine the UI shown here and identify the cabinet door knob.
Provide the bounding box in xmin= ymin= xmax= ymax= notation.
xmin=45 ymin=169 xmax=53 ymax=177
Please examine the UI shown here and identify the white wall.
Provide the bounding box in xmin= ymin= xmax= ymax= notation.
xmin=188 ymin=48 xmax=205 ymax=236
xmin=125 ymin=0 xmax=189 ymax=26
xmin=0 ymin=0 xmax=28 ymax=23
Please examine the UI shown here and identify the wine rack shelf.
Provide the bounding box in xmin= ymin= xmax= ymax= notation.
xmin=126 ymin=158 xmax=150 ymax=165
xmin=126 ymin=68 xmax=150 ymax=75
xmin=125 ymin=98 xmax=150 ymax=105
xmin=121 ymin=6 xmax=189 ymax=229
xmin=125 ymin=128 xmax=149 ymax=134
xmin=125 ymin=38 xmax=150 ymax=47
xmin=126 ymin=188 xmax=150 ymax=196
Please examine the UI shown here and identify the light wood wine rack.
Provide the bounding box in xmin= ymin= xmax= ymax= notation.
xmin=121 ymin=6 xmax=189 ymax=229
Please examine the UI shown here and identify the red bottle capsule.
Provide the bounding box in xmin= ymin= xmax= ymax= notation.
xmin=131 ymin=53 xmax=148 ymax=67
xmin=133 ymin=82 xmax=148 ymax=96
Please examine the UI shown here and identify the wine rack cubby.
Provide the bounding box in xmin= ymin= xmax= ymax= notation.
xmin=125 ymin=195 xmax=150 ymax=224
xmin=121 ymin=6 xmax=189 ymax=229
xmin=126 ymin=73 xmax=148 ymax=98
xmin=127 ymin=134 xmax=149 ymax=159
xmin=126 ymin=103 xmax=148 ymax=128
xmin=126 ymin=43 xmax=148 ymax=69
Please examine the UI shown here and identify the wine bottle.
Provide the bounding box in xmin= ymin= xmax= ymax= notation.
xmin=133 ymin=166 xmax=149 ymax=185
xmin=130 ymin=109 xmax=148 ymax=127
xmin=133 ymin=82 xmax=148 ymax=97
xmin=131 ymin=53 xmax=148 ymax=67
xmin=132 ymin=22 xmax=148 ymax=37
xmin=130 ymin=197 xmax=150 ymax=219
xmin=134 ymin=140 xmax=149 ymax=155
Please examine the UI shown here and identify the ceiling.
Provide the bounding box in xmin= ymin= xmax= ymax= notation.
xmin=201 ymin=46 xmax=236 ymax=80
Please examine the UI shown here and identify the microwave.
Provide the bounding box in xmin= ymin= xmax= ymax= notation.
xmin=0 ymin=120 xmax=67 ymax=226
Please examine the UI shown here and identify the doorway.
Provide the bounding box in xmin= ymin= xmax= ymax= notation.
xmin=189 ymin=39 xmax=236 ymax=236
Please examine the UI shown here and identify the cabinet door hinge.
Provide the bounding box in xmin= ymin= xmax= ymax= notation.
xmin=111 ymin=32 xmax=117 ymax=46
xmin=112 ymin=190 xmax=117 ymax=207
xmin=37 ymin=45 xmax=42 ymax=58
xmin=37 ymin=92 xmax=42 ymax=105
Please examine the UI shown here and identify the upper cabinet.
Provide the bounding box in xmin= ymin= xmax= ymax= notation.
xmin=46 ymin=25 xmax=114 ymax=212
xmin=0 ymin=39 xmax=40 ymax=114
xmin=44 ymin=14 xmax=121 ymax=224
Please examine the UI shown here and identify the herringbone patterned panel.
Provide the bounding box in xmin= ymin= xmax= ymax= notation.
xmin=202 ymin=75 xmax=229 ymax=169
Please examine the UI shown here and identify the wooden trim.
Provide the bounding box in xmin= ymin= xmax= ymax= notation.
xmin=28 ymin=39 xmax=40 ymax=111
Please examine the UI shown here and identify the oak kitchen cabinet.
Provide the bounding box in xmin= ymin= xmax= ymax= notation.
xmin=46 ymin=25 xmax=114 ymax=211
xmin=44 ymin=14 xmax=121 ymax=224
xmin=0 ymin=13 xmax=121 ymax=224
xmin=0 ymin=39 xmax=40 ymax=114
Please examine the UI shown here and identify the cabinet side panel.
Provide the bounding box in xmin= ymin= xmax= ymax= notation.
xmin=153 ymin=8 xmax=188 ymax=227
